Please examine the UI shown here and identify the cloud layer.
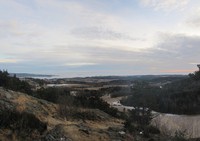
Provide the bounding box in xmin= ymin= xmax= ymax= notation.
xmin=0 ymin=0 xmax=200 ymax=76
xmin=139 ymin=0 xmax=190 ymax=11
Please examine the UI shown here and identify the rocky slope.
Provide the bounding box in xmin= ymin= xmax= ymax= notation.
xmin=0 ymin=87 xmax=125 ymax=141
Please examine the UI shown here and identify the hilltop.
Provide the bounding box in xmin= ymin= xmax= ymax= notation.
xmin=0 ymin=87 xmax=125 ymax=141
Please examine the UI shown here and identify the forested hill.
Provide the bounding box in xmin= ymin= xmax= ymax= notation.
xmin=0 ymin=70 xmax=32 ymax=94
xmin=121 ymin=70 xmax=200 ymax=115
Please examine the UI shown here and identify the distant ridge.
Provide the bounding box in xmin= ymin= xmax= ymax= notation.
xmin=9 ymin=73 xmax=55 ymax=78
xmin=85 ymin=74 xmax=187 ymax=80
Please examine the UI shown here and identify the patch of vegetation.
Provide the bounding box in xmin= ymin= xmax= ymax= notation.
xmin=173 ymin=130 xmax=187 ymax=141
xmin=76 ymin=95 xmax=120 ymax=117
xmin=189 ymin=71 xmax=200 ymax=81
xmin=0 ymin=110 xmax=47 ymax=139
xmin=121 ymin=71 xmax=200 ymax=115
xmin=35 ymin=87 xmax=70 ymax=103
xmin=124 ymin=107 xmax=160 ymax=139
xmin=34 ymin=87 xmax=124 ymax=119
xmin=110 ymin=87 xmax=132 ymax=98
xmin=0 ymin=70 xmax=32 ymax=94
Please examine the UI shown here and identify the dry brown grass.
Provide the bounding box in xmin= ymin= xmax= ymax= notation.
xmin=152 ymin=113 xmax=200 ymax=138
xmin=12 ymin=95 xmax=34 ymax=112
xmin=0 ymin=88 xmax=125 ymax=141
xmin=62 ymin=123 xmax=110 ymax=141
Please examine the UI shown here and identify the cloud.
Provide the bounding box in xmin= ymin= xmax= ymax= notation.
xmin=0 ymin=20 xmax=42 ymax=39
xmin=143 ymin=33 xmax=200 ymax=71
xmin=187 ymin=16 xmax=200 ymax=27
xmin=0 ymin=59 xmax=19 ymax=63
xmin=189 ymin=62 xmax=200 ymax=65
xmin=139 ymin=0 xmax=190 ymax=11
xmin=186 ymin=8 xmax=200 ymax=28
xmin=0 ymin=0 xmax=199 ymax=76
xmin=0 ymin=0 xmax=150 ymax=58
xmin=160 ymin=69 xmax=195 ymax=73
xmin=71 ymin=26 xmax=143 ymax=41
xmin=2 ymin=32 xmax=199 ymax=75
xmin=63 ymin=62 xmax=98 ymax=67
xmin=155 ymin=33 xmax=200 ymax=56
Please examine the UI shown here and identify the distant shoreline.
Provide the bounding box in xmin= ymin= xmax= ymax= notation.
xmin=9 ymin=73 xmax=56 ymax=78
xmin=9 ymin=73 xmax=188 ymax=80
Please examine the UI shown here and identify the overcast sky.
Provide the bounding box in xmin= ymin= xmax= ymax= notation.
xmin=0 ymin=0 xmax=200 ymax=77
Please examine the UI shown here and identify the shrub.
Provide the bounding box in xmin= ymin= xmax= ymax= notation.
xmin=0 ymin=110 xmax=47 ymax=137
xmin=174 ymin=130 xmax=187 ymax=141
xmin=144 ymin=125 xmax=160 ymax=135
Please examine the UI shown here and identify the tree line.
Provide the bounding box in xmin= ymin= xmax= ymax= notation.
xmin=0 ymin=70 xmax=32 ymax=94
xmin=121 ymin=71 xmax=200 ymax=115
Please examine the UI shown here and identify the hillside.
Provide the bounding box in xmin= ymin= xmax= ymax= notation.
xmin=121 ymin=75 xmax=200 ymax=115
xmin=2 ymin=70 xmax=200 ymax=141
xmin=0 ymin=87 xmax=125 ymax=141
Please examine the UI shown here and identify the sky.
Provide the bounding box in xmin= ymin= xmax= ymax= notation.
xmin=0 ymin=0 xmax=200 ymax=77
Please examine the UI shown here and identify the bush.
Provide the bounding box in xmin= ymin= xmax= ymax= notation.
xmin=173 ymin=130 xmax=187 ymax=141
xmin=124 ymin=119 xmax=136 ymax=133
xmin=0 ymin=110 xmax=47 ymax=137
xmin=35 ymin=87 xmax=70 ymax=103
xmin=0 ymin=70 xmax=32 ymax=94
xmin=144 ymin=125 xmax=160 ymax=136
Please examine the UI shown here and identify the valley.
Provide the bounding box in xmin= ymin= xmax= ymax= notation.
xmin=1 ymin=70 xmax=200 ymax=140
